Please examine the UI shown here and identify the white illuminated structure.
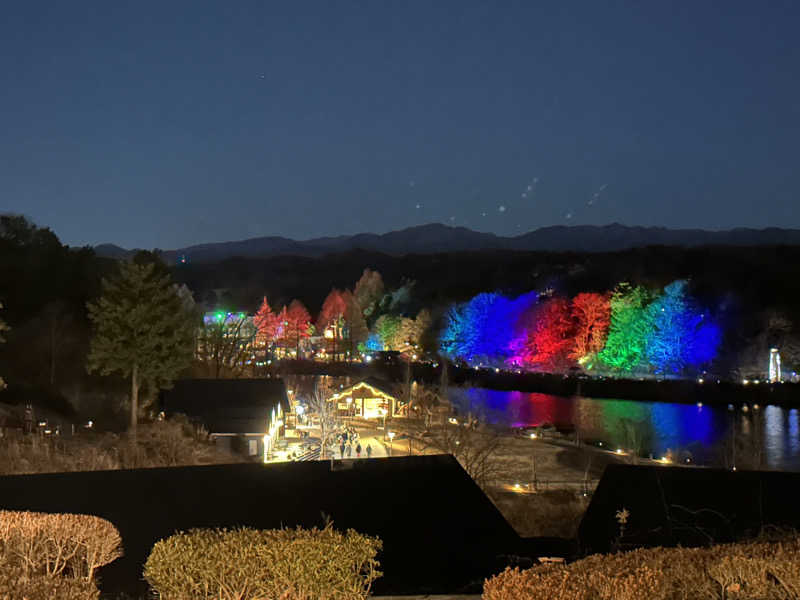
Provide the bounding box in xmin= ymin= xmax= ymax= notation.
xmin=262 ymin=403 xmax=284 ymax=463
xmin=769 ymin=348 xmax=781 ymax=383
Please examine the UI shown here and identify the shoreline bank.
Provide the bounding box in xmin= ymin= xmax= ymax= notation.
xmin=269 ymin=360 xmax=800 ymax=407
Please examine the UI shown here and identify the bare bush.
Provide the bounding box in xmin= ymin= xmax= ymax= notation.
xmin=0 ymin=510 xmax=122 ymax=599
xmin=0 ymin=416 xmax=242 ymax=476
xmin=0 ymin=510 xmax=122 ymax=582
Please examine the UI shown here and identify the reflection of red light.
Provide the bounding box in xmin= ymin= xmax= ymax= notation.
xmin=508 ymin=392 xmax=569 ymax=429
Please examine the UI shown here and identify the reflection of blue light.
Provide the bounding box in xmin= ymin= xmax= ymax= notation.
xmin=764 ymin=405 xmax=784 ymax=468
xmin=790 ymin=409 xmax=799 ymax=458
xmin=445 ymin=388 xmax=800 ymax=470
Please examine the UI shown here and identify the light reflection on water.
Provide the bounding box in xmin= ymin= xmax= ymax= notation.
xmin=448 ymin=388 xmax=800 ymax=471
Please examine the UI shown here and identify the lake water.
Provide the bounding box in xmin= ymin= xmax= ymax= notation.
xmin=448 ymin=388 xmax=800 ymax=471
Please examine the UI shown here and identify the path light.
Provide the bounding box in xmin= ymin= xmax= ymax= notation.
xmin=615 ymin=448 xmax=623 ymax=455
xmin=530 ymin=432 xmax=537 ymax=439
xmin=697 ymin=402 xmax=703 ymax=408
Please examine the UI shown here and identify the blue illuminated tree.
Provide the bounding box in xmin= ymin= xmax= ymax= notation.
xmin=364 ymin=332 xmax=383 ymax=351
xmin=439 ymin=291 xmax=537 ymax=365
xmin=644 ymin=280 xmax=720 ymax=374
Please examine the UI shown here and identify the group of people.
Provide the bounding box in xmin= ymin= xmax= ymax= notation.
xmin=334 ymin=427 xmax=372 ymax=459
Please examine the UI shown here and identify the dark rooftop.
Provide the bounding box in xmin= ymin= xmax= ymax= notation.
xmin=0 ymin=455 xmax=559 ymax=596
xmin=579 ymin=464 xmax=800 ymax=554
xmin=160 ymin=378 xmax=289 ymax=434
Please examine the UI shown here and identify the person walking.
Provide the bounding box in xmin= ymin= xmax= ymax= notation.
xmin=366 ymin=444 xmax=372 ymax=458
xmin=345 ymin=444 xmax=352 ymax=458
xmin=356 ymin=443 xmax=362 ymax=457
xmin=340 ymin=441 xmax=345 ymax=457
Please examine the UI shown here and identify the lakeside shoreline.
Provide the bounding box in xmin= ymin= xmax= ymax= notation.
xmin=268 ymin=360 xmax=800 ymax=407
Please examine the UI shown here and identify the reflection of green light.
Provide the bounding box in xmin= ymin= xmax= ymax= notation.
xmin=239 ymin=313 xmax=245 ymax=319
xmin=215 ymin=312 xmax=224 ymax=321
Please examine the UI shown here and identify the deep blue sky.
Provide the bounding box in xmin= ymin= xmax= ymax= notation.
xmin=2 ymin=1 xmax=799 ymax=249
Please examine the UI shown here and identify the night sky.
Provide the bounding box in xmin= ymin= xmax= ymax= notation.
xmin=2 ymin=1 xmax=799 ymax=250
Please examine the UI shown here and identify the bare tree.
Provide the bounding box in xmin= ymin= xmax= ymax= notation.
xmin=307 ymin=384 xmax=338 ymax=459
xmin=406 ymin=387 xmax=502 ymax=487
xmin=424 ymin=420 xmax=502 ymax=487
xmin=196 ymin=314 xmax=255 ymax=378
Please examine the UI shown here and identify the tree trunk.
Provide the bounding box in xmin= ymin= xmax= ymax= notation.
xmin=130 ymin=363 xmax=139 ymax=433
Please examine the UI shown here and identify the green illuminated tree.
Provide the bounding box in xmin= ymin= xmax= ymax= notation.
xmin=87 ymin=262 xmax=196 ymax=432
xmin=374 ymin=315 xmax=402 ymax=350
xmin=598 ymin=283 xmax=655 ymax=374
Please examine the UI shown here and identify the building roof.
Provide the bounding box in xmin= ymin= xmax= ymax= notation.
xmin=579 ymin=464 xmax=800 ymax=554
xmin=160 ymin=378 xmax=289 ymax=435
xmin=328 ymin=377 xmax=398 ymax=403
xmin=0 ymin=456 xmax=563 ymax=596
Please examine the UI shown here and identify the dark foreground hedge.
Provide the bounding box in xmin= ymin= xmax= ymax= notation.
xmin=144 ymin=523 xmax=382 ymax=600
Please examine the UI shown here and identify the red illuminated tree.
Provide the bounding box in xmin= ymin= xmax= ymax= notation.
xmin=570 ymin=292 xmax=611 ymax=365
xmin=286 ymin=299 xmax=312 ymax=358
xmin=253 ymin=297 xmax=278 ymax=347
xmin=517 ymin=298 xmax=575 ymax=372
xmin=318 ymin=289 xmax=348 ymax=361
xmin=275 ymin=305 xmax=290 ymax=357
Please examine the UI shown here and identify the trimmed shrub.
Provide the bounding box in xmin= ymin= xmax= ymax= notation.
xmin=144 ymin=523 xmax=382 ymax=600
xmin=0 ymin=510 xmax=122 ymax=581
xmin=0 ymin=566 xmax=99 ymax=600
xmin=483 ymin=537 xmax=800 ymax=600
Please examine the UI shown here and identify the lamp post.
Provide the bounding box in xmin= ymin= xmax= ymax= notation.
xmin=388 ymin=431 xmax=395 ymax=456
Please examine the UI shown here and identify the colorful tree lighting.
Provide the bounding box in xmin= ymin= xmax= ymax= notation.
xmin=254 ymin=296 xmax=278 ymax=345
xmin=375 ymin=314 xmax=402 ymax=350
xmin=570 ymin=292 xmax=611 ymax=366
xmin=364 ymin=332 xmax=383 ymax=351
xmin=598 ymin=283 xmax=655 ymax=374
xmin=439 ymin=292 xmax=538 ymax=365
xmin=510 ymin=297 xmax=575 ymax=371
xmin=644 ymin=280 xmax=720 ymax=374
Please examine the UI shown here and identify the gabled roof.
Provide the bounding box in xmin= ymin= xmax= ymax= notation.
xmin=161 ymin=378 xmax=289 ymax=434
xmin=328 ymin=377 xmax=398 ymax=403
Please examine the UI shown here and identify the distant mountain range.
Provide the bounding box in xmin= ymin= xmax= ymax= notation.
xmin=95 ymin=223 xmax=800 ymax=264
